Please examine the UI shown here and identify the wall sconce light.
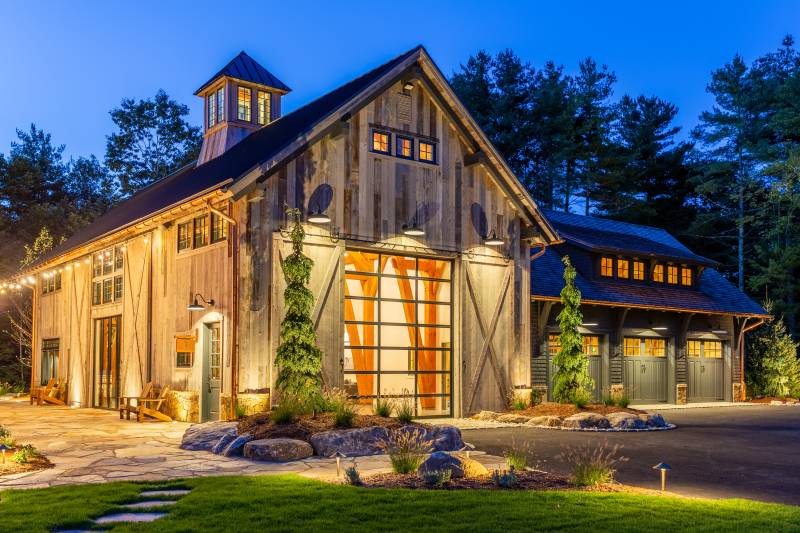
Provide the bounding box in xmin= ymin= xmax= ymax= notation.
xmin=248 ymin=184 xmax=266 ymax=203
xmin=652 ymin=462 xmax=671 ymax=492
xmin=581 ymin=322 xmax=598 ymax=327
xmin=484 ymin=229 xmax=504 ymax=246
xmin=403 ymin=81 xmax=414 ymax=92
xmin=188 ymin=293 xmax=215 ymax=311
xmin=653 ymin=326 xmax=668 ymax=331
xmin=308 ymin=208 xmax=331 ymax=224
xmin=402 ymin=221 xmax=425 ymax=237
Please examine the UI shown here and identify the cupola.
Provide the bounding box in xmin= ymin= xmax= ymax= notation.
xmin=195 ymin=51 xmax=290 ymax=164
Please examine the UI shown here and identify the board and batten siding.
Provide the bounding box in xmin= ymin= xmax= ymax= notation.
xmin=235 ymin=79 xmax=534 ymax=415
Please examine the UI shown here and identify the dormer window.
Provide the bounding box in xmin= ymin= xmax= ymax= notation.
xmin=653 ymin=264 xmax=664 ymax=283
xmin=215 ymin=87 xmax=225 ymax=123
xmin=681 ymin=267 xmax=693 ymax=286
xmin=667 ymin=265 xmax=679 ymax=284
xmin=238 ymin=86 xmax=252 ymax=121
xmin=633 ymin=260 xmax=645 ymax=280
xmin=208 ymin=87 xmax=224 ymax=127
xmin=617 ymin=259 xmax=629 ymax=279
xmin=257 ymin=91 xmax=271 ymax=125
xmin=207 ymin=94 xmax=216 ymax=128
xmin=600 ymin=257 xmax=613 ymax=277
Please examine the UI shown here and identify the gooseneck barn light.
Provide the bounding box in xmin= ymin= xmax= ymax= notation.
xmin=188 ymin=293 xmax=215 ymax=311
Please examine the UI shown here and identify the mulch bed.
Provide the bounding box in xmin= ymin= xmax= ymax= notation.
xmin=517 ymin=402 xmax=645 ymax=418
xmin=356 ymin=470 xmax=664 ymax=495
xmin=0 ymin=454 xmax=53 ymax=477
xmin=750 ymin=396 xmax=799 ymax=404
xmin=237 ymin=412 xmax=417 ymax=442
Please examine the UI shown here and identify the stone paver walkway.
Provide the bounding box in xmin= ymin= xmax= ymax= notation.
xmin=0 ymin=400 xmax=504 ymax=490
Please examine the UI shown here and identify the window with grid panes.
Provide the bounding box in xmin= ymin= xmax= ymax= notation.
xmin=257 ymin=90 xmax=271 ymax=125
xmin=681 ymin=267 xmax=693 ymax=286
xmin=91 ymin=246 xmax=124 ymax=305
xmin=653 ymin=264 xmax=664 ymax=282
xmin=667 ymin=265 xmax=678 ymax=284
xmin=419 ymin=141 xmax=436 ymax=163
xmin=600 ymin=257 xmax=613 ymax=277
xmin=371 ymin=130 xmax=390 ymax=154
xmin=237 ymin=86 xmax=251 ymax=121
xmin=633 ymin=261 xmax=645 ymax=280
xmin=617 ymin=259 xmax=629 ymax=278
xmin=193 ymin=215 xmax=209 ymax=248
xmin=547 ymin=334 xmax=561 ymax=356
xmin=582 ymin=335 xmax=600 ymax=356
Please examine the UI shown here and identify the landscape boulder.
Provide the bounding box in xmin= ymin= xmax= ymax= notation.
xmin=310 ymin=426 xmax=390 ymax=457
xmin=180 ymin=421 xmax=238 ymax=451
xmin=496 ymin=413 xmax=531 ymax=424
xmin=473 ymin=410 xmax=500 ymax=421
xmin=639 ymin=413 xmax=668 ymax=428
xmin=607 ymin=412 xmax=647 ymax=430
xmin=244 ymin=438 xmax=313 ymax=462
xmin=526 ymin=415 xmax=562 ymax=427
xmin=561 ymin=412 xmax=611 ymax=430
xmin=222 ymin=433 xmax=256 ymax=457
xmin=417 ymin=452 xmax=465 ymax=478
xmin=427 ymin=425 xmax=466 ymax=452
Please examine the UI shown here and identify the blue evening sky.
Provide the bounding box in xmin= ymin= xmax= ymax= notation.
xmin=2 ymin=1 xmax=798 ymax=160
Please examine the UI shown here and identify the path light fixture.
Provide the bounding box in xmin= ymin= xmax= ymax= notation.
xmin=308 ymin=208 xmax=331 ymax=224
xmin=652 ymin=462 xmax=671 ymax=493
xmin=0 ymin=444 xmax=8 ymax=464
xmin=484 ymin=230 xmax=504 ymax=247
xmin=460 ymin=442 xmax=476 ymax=459
xmin=333 ymin=451 xmax=347 ymax=477
xmin=187 ymin=293 xmax=215 ymax=312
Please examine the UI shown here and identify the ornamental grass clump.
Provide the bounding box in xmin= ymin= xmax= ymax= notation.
xmin=344 ymin=466 xmax=362 ymax=486
xmin=559 ymin=441 xmax=627 ymax=487
xmin=552 ymin=256 xmax=594 ymax=404
xmin=508 ymin=390 xmax=529 ymax=411
xmin=379 ymin=428 xmax=433 ymax=474
xmin=616 ymin=395 xmax=630 ymax=408
xmin=318 ymin=387 xmax=349 ymax=414
xmin=334 ymin=401 xmax=357 ymax=428
xmin=275 ymin=207 xmax=323 ymax=406
xmin=503 ymin=439 xmax=531 ymax=471
xmin=374 ymin=397 xmax=394 ymax=418
xmin=0 ymin=425 xmax=14 ymax=448
xmin=271 ymin=398 xmax=301 ymax=425
xmin=395 ymin=395 xmax=414 ymax=423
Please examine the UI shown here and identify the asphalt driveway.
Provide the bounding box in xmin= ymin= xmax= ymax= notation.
xmin=463 ymin=405 xmax=800 ymax=505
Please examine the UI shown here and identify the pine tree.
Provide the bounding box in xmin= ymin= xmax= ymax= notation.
xmin=274 ymin=208 xmax=323 ymax=404
xmin=746 ymin=304 xmax=800 ymax=398
xmin=552 ymin=256 xmax=593 ymax=404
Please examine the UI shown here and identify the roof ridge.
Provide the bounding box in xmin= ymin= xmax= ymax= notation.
xmin=542 ymin=208 xmax=676 ymax=235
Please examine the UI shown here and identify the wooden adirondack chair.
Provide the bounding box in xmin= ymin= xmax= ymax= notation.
xmin=40 ymin=380 xmax=68 ymax=406
xmin=30 ymin=378 xmax=56 ymax=405
xmin=119 ymin=382 xmax=154 ymax=420
xmin=137 ymin=385 xmax=173 ymax=422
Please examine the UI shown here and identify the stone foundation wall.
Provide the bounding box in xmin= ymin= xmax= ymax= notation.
xmin=733 ymin=381 xmax=745 ymax=402
xmin=221 ymin=393 xmax=270 ymax=421
xmin=610 ymin=384 xmax=624 ymax=400
xmin=676 ymin=383 xmax=687 ymax=405
xmin=163 ymin=390 xmax=200 ymax=423
xmin=532 ymin=385 xmax=548 ymax=403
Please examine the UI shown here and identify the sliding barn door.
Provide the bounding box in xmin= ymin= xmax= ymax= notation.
xmin=461 ymin=256 xmax=514 ymax=414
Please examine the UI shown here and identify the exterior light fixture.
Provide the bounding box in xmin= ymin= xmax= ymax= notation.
xmin=27 ymin=276 xmax=35 ymax=284
xmin=403 ymin=81 xmax=414 ymax=92
xmin=581 ymin=322 xmax=599 ymax=327
xmin=652 ymin=462 xmax=671 ymax=492
xmin=308 ymin=208 xmax=331 ymax=224
xmin=333 ymin=451 xmax=346 ymax=477
xmin=188 ymin=293 xmax=215 ymax=311
xmin=248 ymin=186 xmax=266 ymax=203
xmin=460 ymin=442 xmax=476 ymax=459
xmin=74 ymin=262 xmax=80 ymax=268
xmin=0 ymin=444 xmax=7 ymax=464
xmin=653 ymin=327 xmax=668 ymax=331
xmin=84 ymin=258 xmax=90 ymax=264
xmin=711 ymin=329 xmax=727 ymax=334
xmin=402 ymin=221 xmax=425 ymax=237
xmin=484 ymin=230 xmax=504 ymax=246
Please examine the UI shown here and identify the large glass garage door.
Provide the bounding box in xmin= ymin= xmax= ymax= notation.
xmin=343 ymin=251 xmax=452 ymax=417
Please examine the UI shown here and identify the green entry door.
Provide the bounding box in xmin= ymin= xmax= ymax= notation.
xmin=687 ymin=340 xmax=724 ymax=401
xmin=623 ymin=337 xmax=667 ymax=403
xmin=202 ymin=322 xmax=222 ymax=422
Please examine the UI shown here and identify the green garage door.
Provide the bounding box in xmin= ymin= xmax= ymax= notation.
xmin=623 ymin=337 xmax=667 ymax=403
xmin=547 ymin=335 xmax=602 ymax=402
xmin=687 ymin=340 xmax=724 ymax=401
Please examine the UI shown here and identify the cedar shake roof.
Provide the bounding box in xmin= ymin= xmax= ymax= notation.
xmin=532 ymin=212 xmax=767 ymax=317
xmin=32 ymin=46 xmax=421 ymax=269
xmin=194 ymin=51 xmax=291 ymax=94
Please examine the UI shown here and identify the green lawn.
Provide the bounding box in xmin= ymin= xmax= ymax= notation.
xmin=1 ymin=475 xmax=799 ymax=532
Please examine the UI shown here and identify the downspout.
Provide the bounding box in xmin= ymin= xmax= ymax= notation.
xmin=147 ymin=232 xmax=153 ymax=383
xmin=230 ymin=201 xmax=239 ymax=420
xmin=29 ymin=288 xmax=37 ymax=393
xmin=530 ymin=243 xmax=547 ymax=262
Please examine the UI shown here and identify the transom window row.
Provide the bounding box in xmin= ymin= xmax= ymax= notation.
xmin=177 ymin=209 xmax=228 ymax=252
xmin=371 ymin=129 xmax=437 ymax=164
xmin=600 ymin=256 xmax=693 ymax=286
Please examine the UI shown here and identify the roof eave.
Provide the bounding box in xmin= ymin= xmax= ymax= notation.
xmin=530 ymin=294 xmax=770 ymax=318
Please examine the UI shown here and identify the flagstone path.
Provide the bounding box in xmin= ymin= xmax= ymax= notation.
xmin=0 ymin=400 xmax=504 ymax=490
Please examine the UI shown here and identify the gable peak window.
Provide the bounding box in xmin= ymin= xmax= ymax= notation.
xmin=600 ymin=257 xmax=613 ymax=277
xmin=238 ymin=86 xmax=252 ymax=121
xmin=371 ymin=130 xmax=390 ymax=154
xmin=397 ymin=136 xmax=414 ymax=159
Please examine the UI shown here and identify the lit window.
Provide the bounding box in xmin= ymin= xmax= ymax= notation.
xmin=705 ymin=341 xmax=722 ymax=359
xmin=41 ymin=339 xmax=59 ymax=386
xmin=667 ymin=265 xmax=678 ymax=284
xmin=633 ymin=261 xmax=645 ymax=280
xmin=617 ymin=259 xmax=629 ymax=279
xmin=91 ymin=246 xmax=124 ymax=306
xmin=372 ymin=130 xmax=390 ymax=154
xmin=645 ymin=338 xmax=666 ymax=357
xmin=547 ymin=334 xmax=561 ymax=356
xmin=624 ymin=337 xmax=640 ymax=356
xmin=207 ymin=94 xmax=216 ymax=128
xmin=176 ymin=351 xmax=193 ymax=368
xmin=419 ymin=141 xmax=436 ymax=162
xmin=687 ymin=340 xmax=701 ymax=357
xmin=397 ymin=136 xmax=414 ymax=159
xmin=193 ymin=215 xmax=209 ymax=248
xmin=681 ymin=267 xmax=692 ymax=286
xmin=237 ymin=86 xmax=251 ymax=121
xmin=257 ymin=91 xmax=271 ymax=125
xmin=42 ymin=272 xmax=62 ymax=294
xmin=92 ymin=282 xmax=101 ymax=305
xmin=178 ymin=222 xmax=191 ymax=252
xmin=583 ymin=336 xmax=600 ymax=356
xmin=600 ymin=257 xmax=613 ymax=277
xmin=653 ymin=264 xmax=664 ymax=283
xmin=216 ymin=87 xmax=225 ymax=123
xmin=102 ymin=278 xmax=113 ymax=304
xmin=211 ymin=212 xmax=228 ymax=243
xmin=114 ymin=245 xmax=124 ymax=271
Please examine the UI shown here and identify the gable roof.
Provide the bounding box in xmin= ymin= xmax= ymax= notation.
xmin=27 ymin=45 xmax=558 ymax=273
xmin=542 ymin=209 xmax=715 ymax=266
xmin=195 ymin=51 xmax=291 ymax=94
xmin=531 ymin=214 xmax=767 ymax=317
